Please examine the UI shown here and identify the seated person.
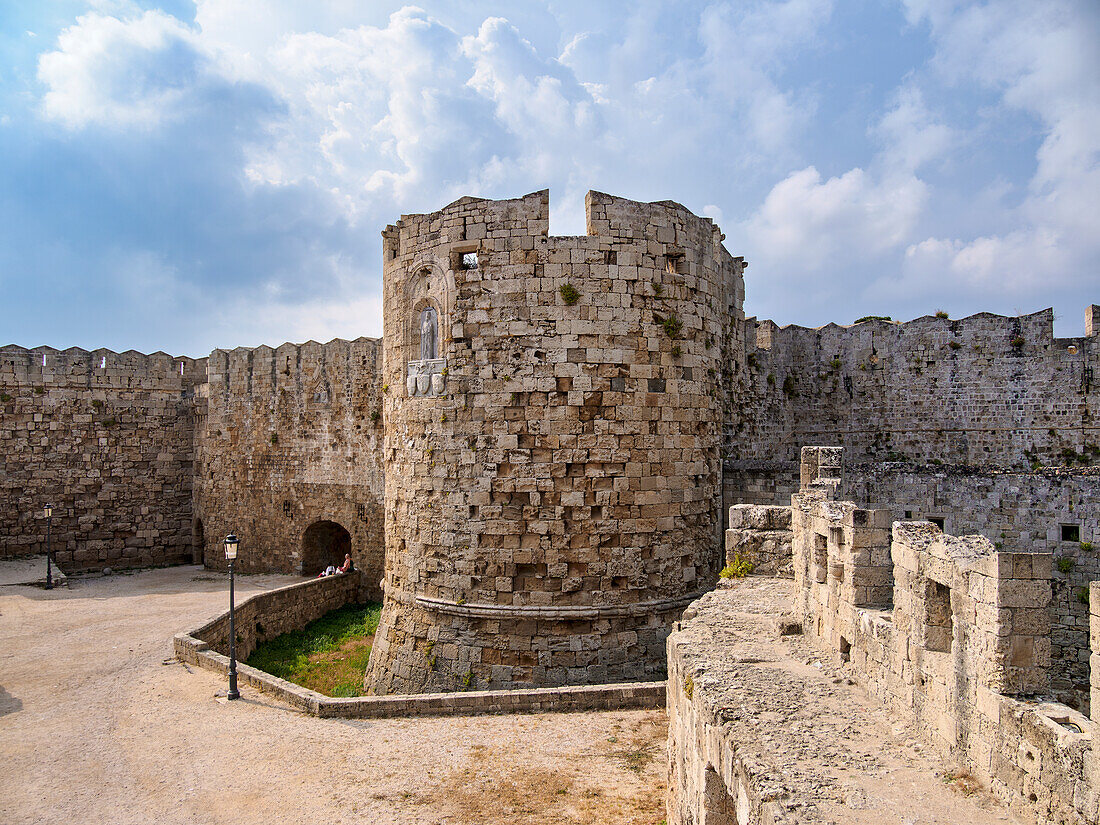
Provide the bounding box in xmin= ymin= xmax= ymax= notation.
xmin=337 ymin=553 xmax=354 ymax=574
xmin=318 ymin=564 xmax=337 ymax=578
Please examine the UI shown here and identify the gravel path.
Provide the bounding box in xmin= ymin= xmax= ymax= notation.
xmin=0 ymin=566 xmax=665 ymax=825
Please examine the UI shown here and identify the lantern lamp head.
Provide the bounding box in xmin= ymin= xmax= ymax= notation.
xmin=224 ymin=534 xmax=239 ymax=560
xmin=44 ymin=504 xmax=53 ymax=519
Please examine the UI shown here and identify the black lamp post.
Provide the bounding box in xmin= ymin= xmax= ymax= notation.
xmin=44 ymin=504 xmax=53 ymax=590
xmin=224 ymin=533 xmax=240 ymax=700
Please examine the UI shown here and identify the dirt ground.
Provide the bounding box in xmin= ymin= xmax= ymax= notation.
xmin=0 ymin=565 xmax=666 ymax=825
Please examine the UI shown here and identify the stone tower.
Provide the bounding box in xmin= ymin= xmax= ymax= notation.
xmin=365 ymin=190 xmax=745 ymax=693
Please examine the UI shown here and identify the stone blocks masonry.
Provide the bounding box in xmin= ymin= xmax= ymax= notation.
xmin=2 ymin=188 xmax=1098 ymax=697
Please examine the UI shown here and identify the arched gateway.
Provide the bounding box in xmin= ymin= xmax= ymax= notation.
xmin=301 ymin=520 xmax=351 ymax=576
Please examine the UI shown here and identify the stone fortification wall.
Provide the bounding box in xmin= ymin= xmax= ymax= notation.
xmin=0 ymin=345 xmax=204 ymax=570
xmin=195 ymin=337 xmax=384 ymax=592
xmin=786 ymin=475 xmax=1100 ymax=824
xmin=724 ymin=503 xmax=791 ymax=576
xmin=845 ymin=463 xmax=1100 ymax=707
xmin=725 ymin=307 xmax=1100 ymax=506
xmin=367 ymin=190 xmax=743 ymax=694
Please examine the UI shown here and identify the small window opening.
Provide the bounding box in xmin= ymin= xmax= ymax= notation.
xmin=928 ymin=517 xmax=945 ymax=531
xmin=904 ymin=510 xmax=913 ymax=519
xmin=813 ymin=533 xmax=828 ymax=583
xmin=1062 ymin=524 xmax=1081 ymax=543
xmin=282 ymin=500 xmax=292 ymax=516
xmin=42 ymin=354 xmax=46 ymax=367
xmin=99 ymin=356 xmax=106 ymax=368
xmin=179 ymin=362 xmax=184 ymax=375
xmin=924 ymin=580 xmax=953 ymax=652
xmin=461 ymin=252 xmax=479 ymax=270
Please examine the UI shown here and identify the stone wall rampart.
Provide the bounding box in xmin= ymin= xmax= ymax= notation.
xmin=196 ymin=337 xmax=384 ymax=588
xmin=785 ymin=467 xmax=1100 ymax=823
xmin=726 ymin=306 xmax=1100 ymax=505
xmin=0 ymin=344 xmax=203 ymax=568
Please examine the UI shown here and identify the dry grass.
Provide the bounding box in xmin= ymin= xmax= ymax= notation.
xmin=408 ymin=714 xmax=668 ymax=824
xmin=943 ymin=769 xmax=982 ymax=796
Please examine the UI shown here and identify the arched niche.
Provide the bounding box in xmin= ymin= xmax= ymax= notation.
xmin=403 ymin=261 xmax=450 ymax=398
xmin=301 ymin=520 xmax=352 ymax=575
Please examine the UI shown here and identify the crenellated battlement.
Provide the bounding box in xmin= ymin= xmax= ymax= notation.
xmin=206 ymin=336 xmax=380 ymax=400
xmin=0 ymin=344 xmax=207 ymax=391
xmin=747 ymin=306 xmax=1096 ymax=358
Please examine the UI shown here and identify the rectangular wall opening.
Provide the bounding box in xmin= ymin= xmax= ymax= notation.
xmin=813 ymin=533 xmax=827 ymax=583
xmin=924 ymin=579 xmax=953 ymax=652
xmin=1061 ymin=524 xmax=1080 ymax=542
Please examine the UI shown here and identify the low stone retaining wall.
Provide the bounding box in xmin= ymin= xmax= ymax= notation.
xmin=174 ymin=573 xmax=665 ymax=718
xmin=182 ymin=570 xmax=364 ymax=662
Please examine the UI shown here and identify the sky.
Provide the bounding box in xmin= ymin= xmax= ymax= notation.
xmin=1 ymin=0 xmax=1097 ymax=356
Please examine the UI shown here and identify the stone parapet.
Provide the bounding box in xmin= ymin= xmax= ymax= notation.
xmin=173 ymin=572 xmax=663 ymax=718
xmin=725 ymin=503 xmax=792 ymax=575
xmin=666 ymin=578 xmax=1069 ymax=824
xmin=185 ymin=570 xmax=364 ymax=662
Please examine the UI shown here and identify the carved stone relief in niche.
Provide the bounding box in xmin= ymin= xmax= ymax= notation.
xmin=408 ymin=302 xmax=445 ymax=398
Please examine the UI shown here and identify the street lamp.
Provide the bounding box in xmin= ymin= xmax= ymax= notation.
xmin=224 ymin=534 xmax=240 ymax=701
xmin=44 ymin=504 xmax=53 ymax=590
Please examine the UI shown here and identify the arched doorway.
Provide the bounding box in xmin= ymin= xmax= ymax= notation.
xmin=301 ymin=520 xmax=352 ymax=575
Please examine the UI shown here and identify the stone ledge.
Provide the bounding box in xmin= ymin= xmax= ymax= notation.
xmin=414 ymin=590 xmax=706 ymax=620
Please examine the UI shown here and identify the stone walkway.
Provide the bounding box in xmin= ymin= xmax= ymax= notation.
xmin=668 ymin=577 xmax=1029 ymax=824
xmin=0 ymin=565 xmax=665 ymax=825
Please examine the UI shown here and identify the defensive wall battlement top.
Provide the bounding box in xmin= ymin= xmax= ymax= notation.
xmin=207 ymin=337 xmax=380 ymax=380
xmin=0 ymin=344 xmax=207 ymax=390
xmin=382 ymin=189 xmax=734 ymax=265
xmin=746 ymin=306 xmax=1100 ymax=360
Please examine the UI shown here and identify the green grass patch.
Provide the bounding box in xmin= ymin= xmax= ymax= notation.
xmin=246 ymin=602 xmax=382 ymax=697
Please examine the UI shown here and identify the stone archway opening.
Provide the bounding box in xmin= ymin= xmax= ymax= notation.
xmin=301 ymin=520 xmax=352 ymax=576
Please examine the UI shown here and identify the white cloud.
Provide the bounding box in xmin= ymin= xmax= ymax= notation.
xmin=874 ymin=0 xmax=1100 ymax=303
xmin=38 ymin=11 xmax=205 ymax=129
xmin=744 ymin=165 xmax=927 ymax=270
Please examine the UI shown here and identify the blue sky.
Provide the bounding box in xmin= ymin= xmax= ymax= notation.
xmin=1 ymin=0 xmax=1097 ymax=356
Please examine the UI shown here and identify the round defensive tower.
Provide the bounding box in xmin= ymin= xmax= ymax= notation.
xmin=365 ymin=189 xmax=745 ymax=693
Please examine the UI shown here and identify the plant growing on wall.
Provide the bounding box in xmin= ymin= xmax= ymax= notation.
xmin=720 ymin=553 xmax=754 ymax=579
xmin=659 ymin=313 xmax=683 ymax=338
xmin=559 ymin=283 xmax=580 ymax=305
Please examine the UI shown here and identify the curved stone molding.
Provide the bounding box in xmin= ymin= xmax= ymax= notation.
xmin=415 ymin=591 xmax=709 ymax=620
